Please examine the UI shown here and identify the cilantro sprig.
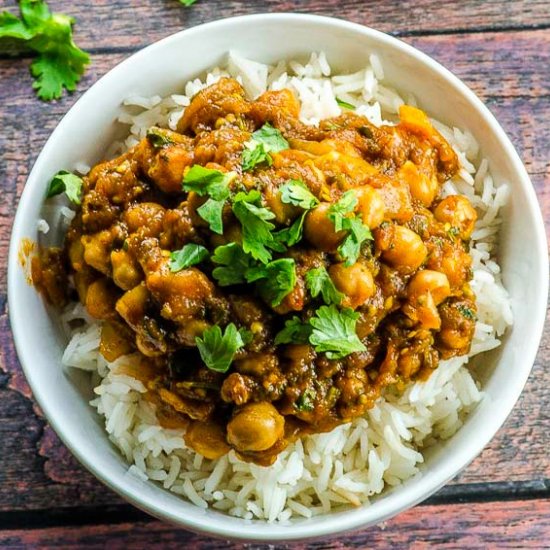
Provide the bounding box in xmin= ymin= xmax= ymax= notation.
xmin=279 ymin=180 xmax=319 ymax=210
xmin=46 ymin=170 xmax=83 ymax=204
xmin=183 ymin=165 xmax=235 ymax=234
xmin=211 ymin=243 xmax=255 ymax=286
xmin=246 ymin=258 xmax=297 ymax=307
xmin=169 ymin=244 xmax=209 ymax=272
xmin=242 ymin=123 xmax=289 ymax=171
xmin=211 ymin=243 xmax=296 ymax=308
xmin=273 ymin=180 xmax=318 ymax=248
xmin=0 ymin=0 xmax=90 ymax=100
xmin=232 ymin=190 xmax=284 ymax=264
xmin=274 ymin=316 xmax=312 ymax=345
xmin=328 ymin=191 xmax=373 ymax=266
xmin=305 ymin=266 xmax=344 ymax=305
xmin=309 ymin=305 xmax=366 ymax=359
xmin=274 ymin=305 xmax=366 ymax=359
xmin=195 ymin=323 xmax=249 ymax=373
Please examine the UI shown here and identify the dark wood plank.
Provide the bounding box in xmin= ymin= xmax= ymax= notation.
xmin=2 ymin=0 xmax=548 ymax=55
xmin=0 ymin=30 xmax=548 ymax=513
xmin=1 ymin=499 xmax=549 ymax=548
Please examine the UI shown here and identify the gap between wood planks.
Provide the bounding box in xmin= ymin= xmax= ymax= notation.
xmin=0 ymin=480 xmax=548 ymax=531
xmin=1 ymin=22 xmax=550 ymax=61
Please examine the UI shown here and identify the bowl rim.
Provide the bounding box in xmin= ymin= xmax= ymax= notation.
xmin=7 ymin=12 xmax=549 ymax=542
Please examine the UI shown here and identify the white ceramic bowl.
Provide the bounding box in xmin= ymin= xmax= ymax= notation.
xmin=8 ymin=13 xmax=548 ymax=542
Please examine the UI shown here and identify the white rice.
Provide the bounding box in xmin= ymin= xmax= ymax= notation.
xmin=60 ymin=52 xmax=512 ymax=522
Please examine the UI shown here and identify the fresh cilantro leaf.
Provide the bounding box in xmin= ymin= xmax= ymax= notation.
xmin=252 ymin=123 xmax=289 ymax=151
xmin=46 ymin=170 xmax=83 ymax=204
xmin=336 ymin=97 xmax=356 ymax=110
xmin=182 ymin=165 xmax=234 ymax=200
xmin=309 ymin=305 xmax=366 ymax=359
xmin=239 ymin=327 xmax=254 ymax=346
xmin=274 ymin=211 xmax=306 ymax=247
xmin=195 ymin=323 xmax=245 ymax=373
xmin=232 ymin=190 xmax=280 ymax=264
xmin=246 ymin=258 xmax=296 ymax=307
xmin=0 ymin=1 xmax=90 ymax=100
xmin=169 ymin=244 xmax=209 ymax=272
xmin=274 ymin=316 xmax=312 ymax=345
xmin=242 ymin=143 xmax=272 ymax=172
xmin=338 ymin=217 xmax=374 ymax=266
xmin=179 ymin=0 xmax=199 ymax=5
xmin=305 ymin=266 xmax=344 ymax=305
xmin=0 ymin=11 xmax=35 ymax=40
xmin=296 ymin=388 xmax=316 ymax=412
xmin=197 ymin=198 xmax=226 ymax=235
xmin=328 ymin=191 xmax=358 ymax=232
xmin=211 ymin=243 xmax=255 ymax=286
xmin=279 ymin=180 xmax=319 ymax=210
xmin=242 ymin=123 xmax=289 ymax=172
xmin=146 ymin=127 xmax=176 ymax=149
xmin=183 ymin=165 xmax=235 ymax=233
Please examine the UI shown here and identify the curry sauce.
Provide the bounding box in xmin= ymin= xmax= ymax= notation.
xmin=36 ymin=77 xmax=478 ymax=465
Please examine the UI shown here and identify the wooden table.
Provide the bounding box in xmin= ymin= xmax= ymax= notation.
xmin=1 ymin=1 xmax=549 ymax=547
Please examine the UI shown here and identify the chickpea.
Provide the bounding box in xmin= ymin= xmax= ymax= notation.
xmin=124 ymin=202 xmax=165 ymax=236
xmin=264 ymin=184 xmax=300 ymax=225
xmin=226 ymin=402 xmax=285 ymax=452
xmin=185 ymin=421 xmax=230 ymax=460
xmin=376 ymin=225 xmax=428 ymax=272
xmin=434 ymin=195 xmax=477 ymax=239
xmin=329 ymin=262 xmax=375 ymax=309
xmin=398 ymin=161 xmax=439 ymax=207
xmin=85 ymin=278 xmax=118 ymax=320
xmin=68 ymin=238 xmax=85 ymax=272
xmin=352 ymin=186 xmax=385 ymax=228
xmin=111 ymin=249 xmax=142 ymax=290
xmin=82 ymin=230 xmax=115 ymax=276
xmin=304 ymin=202 xmax=346 ymax=252
xmin=407 ymin=270 xmax=451 ymax=305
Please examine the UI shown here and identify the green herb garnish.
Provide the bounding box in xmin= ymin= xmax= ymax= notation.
xmin=195 ymin=323 xmax=247 ymax=373
xmin=197 ymin=199 xmax=226 ymax=235
xmin=0 ymin=0 xmax=90 ymax=100
xmin=274 ymin=316 xmax=313 ymax=345
xmin=296 ymin=388 xmax=316 ymax=412
xmin=328 ymin=191 xmax=358 ymax=232
xmin=336 ymin=97 xmax=356 ymax=110
xmin=328 ymin=191 xmax=373 ymax=265
xmin=274 ymin=212 xmax=307 ymax=247
xmin=242 ymin=123 xmax=289 ymax=172
xmin=146 ymin=127 xmax=176 ymax=149
xmin=279 ymin=180 xmax=319 ymax=210
xmin=246 ymin=258 xmax=297 ymax=307
xmin=309 ymin=305 xmax=366 ymax=359
xmin=169 ymin=244 xmax=209 ymax=272
xmin=457 ymin=304 xmax=477 ymax=320
xmin=178 ymin=0 xmax=198 ymax=5
xmin=305 ymin=266 xmax=344 ymax=305
xmin=232 ymin=190 xmax=283 ymax=264
xmin=46 ymin=170 xmax=83 ymax=204
xmin=338 ymin=217 xmax=373 ymax=266
xmin=183 ymin=165 xmax=235 ymax=234
xmin=211 ymin=243 xmax=255 ymax=286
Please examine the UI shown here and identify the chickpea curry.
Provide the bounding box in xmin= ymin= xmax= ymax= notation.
xmin=37 ymin=77 xmax=478 ymax=466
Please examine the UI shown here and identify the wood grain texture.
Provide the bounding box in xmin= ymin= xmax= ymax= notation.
xmin=0 ymin=4 xmax=549 ymax=544
xmin=1 ymin=0 xmax=548 ymax=54
xmin=1 ymin=499 xmax=549 ymax=548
